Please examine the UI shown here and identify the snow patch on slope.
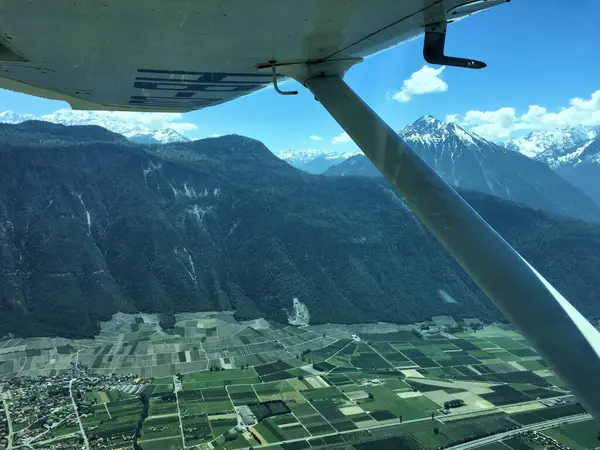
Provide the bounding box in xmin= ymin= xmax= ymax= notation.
xmin=143 ymin=160 xmax=162 ymax=180
xmin=76 ymin=193 xmax=92 ymax=236
xmin=545 ymin=140 xmax=595 ymax=169
xmin=437 ymin=289 xmax=458 ymax=304
xmin=187 ymin=205 xmax=211 ymax=222
xmin=183 ymin=182 xmax=209 ymax=198
xmin=174 ymin=247 xmax=198 ymax=284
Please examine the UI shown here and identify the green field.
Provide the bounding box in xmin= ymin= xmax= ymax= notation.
xmin=7 ymin=314 xmax=579 ymax=450
xmin=141 ymin=415 xmax=181 ymax=441
xmin=149 ymin=395 xmax=178 ymax=416
xmin=356 ymin=386 xmax=438 ymax=421
xmin=138 ymin=436 xmax=183 ymax=450
xmin=544 ymin=420 xmax=600 ymax=450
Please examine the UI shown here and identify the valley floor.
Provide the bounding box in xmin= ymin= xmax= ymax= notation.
xmin=0 ymin=313 xmax=596 ymax=450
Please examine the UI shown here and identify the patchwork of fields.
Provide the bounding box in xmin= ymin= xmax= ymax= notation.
xmin=0 ymin=313 xmax=595 ymax=450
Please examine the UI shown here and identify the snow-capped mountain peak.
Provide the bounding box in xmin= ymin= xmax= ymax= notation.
xmin=0 ymin=110 xmax=36 ymax=123
xmin=412 ymin=114 xmax=439 ymax=127
xmin=126 ymin=127 xmax=188 ymax=144
xmin=538 ymin=138 xmax=595 ymax=169
xmin=545 ymin=135 xmax=600 ymax=208
xmin=400 ymin=115 xmax=487 ymax=150
xmin=405 ymin=115 xmax=447 ymax=134
xmin=504 ymin=126 xmax=599 ymax=159
xmin=0 ymin=109 xmax=190 ymax=144
xmin=278 ymin=148 xmax=360 ymax=163
xmin=277 ymin=148 xmax=362 ymax=174
xmin=325 ymin=115 xmax=600 ymax=222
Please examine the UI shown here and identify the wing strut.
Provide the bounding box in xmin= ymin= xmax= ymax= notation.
xmin=303 ymin=74 xmax=600 ymax=423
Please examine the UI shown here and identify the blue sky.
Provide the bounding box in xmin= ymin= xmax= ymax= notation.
xmin=1 ymin=0 xmax=599 ymax=154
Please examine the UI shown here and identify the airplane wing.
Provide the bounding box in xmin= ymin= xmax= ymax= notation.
xmin=4 ymin=0 xmax=600 ymax=428
xmin=0 ymin=0 xmax=505 ymax=112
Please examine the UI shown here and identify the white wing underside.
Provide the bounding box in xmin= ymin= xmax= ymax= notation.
xmin=0 ymin=0 xmax=503 ymax=112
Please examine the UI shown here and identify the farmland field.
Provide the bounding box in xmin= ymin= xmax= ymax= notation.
xmin=543 ymin=419 xmax=599 ymax=450
xmin=0 ymin=312 xmax=588 ymax=450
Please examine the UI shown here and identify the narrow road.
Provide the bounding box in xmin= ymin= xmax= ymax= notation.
xmin=173 ymin=375 xmax=186 ymax=448
xmin=104 ymin=402 xmax=112 ymax=419
xmin=75 ymin=349 xmax=83 ymax=369
xmin=25 ymin=413 xmax=75 ymax=445
xmin=30 ymin=430 xmax=79 ymax=446
xmin=16 ymin=443 xmax=34 ymax=450
xmin=1 ymin=387 xmax=13 ymax=450
xmin=109 ymin=334 xmax=125 ymax=375
xmin=69 ymin=379 xmax=90 ymax=450
xmin=445 ymin=413 xmax=591 ymax=450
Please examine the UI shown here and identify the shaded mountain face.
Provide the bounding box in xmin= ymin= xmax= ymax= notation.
xmin=2 ymin=121 xmax=600 ymax=338
xmin=500 ymin=126 xmax=600 ymax=208
xmin=277 ymin=149 xmax=361 ymax=174
xmin=325 ymin=116 xmax=600 ymax=222
xmin=535 ymin=138 xmax=596 ymax=169
xmin=553 ymin=136 xmax=600 ymax=206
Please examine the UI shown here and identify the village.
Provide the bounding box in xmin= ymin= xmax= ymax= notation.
xmin=0 ymin=364 xmax=150 ymax=449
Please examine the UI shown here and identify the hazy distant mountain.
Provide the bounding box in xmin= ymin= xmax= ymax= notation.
xmin=552 ymin=136 xmax=600 ymax=206
xmin=536 ymin=137 xmax=596 ymax=169
xmin=0 ymin=109 xmax=189 ymax=144
xmin=504 ymin=126 xmax=599 ymax=159
xmin=278 ymin=149 xmax=361 ymax=174
xmin=4 ymin=121 xmax=600 ymax=337
xmin=325 ymin=116 xmax=600 ymax=223
xmin=500 ymin=126 xmax=600 ymax=208
xmin=0 ymin=111 xmax=36 ymax=123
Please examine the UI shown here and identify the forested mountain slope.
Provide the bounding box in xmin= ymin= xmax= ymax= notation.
xmin=1 ymin=121 xmax=600 ymax=338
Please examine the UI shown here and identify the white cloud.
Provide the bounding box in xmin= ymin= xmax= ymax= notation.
xmin=209 ymin=133 xmax=221 ymax=138
xmin=309 ymin=135 xmax=322 ymax=141
xmin=167 ymin=121 xmax=198 ymax=134
xmin=392 ymin=66 xmax=448 ymax=103
xmin=447 ymin=90 xmax=600 ymax=140
xmin=332 ymin=131 xmax=351 ymax=144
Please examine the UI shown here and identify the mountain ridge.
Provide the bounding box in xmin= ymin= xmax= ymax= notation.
xmin=325 ymin=116 xmax=600 ymax=223
xmin=277 ymin=148 xmax=362 ymax=174
xmin=3 ymin=121 xmax=600 ymax=338
xmin=504 ymin=126 xmax=599 ymax=160
xmin=499 ymin=126 xmax=600 ymax=208
xmin=553 ymin=136 xmax=600 ymax=207
xmin=0 ymin=109 xmax=190 ymax=144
